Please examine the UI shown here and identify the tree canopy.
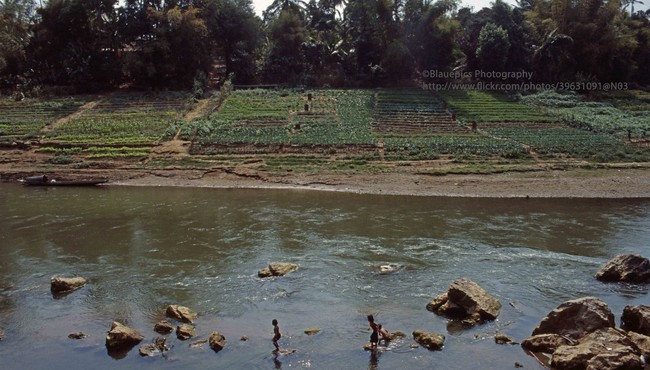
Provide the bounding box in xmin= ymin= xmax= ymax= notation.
xmin=0 ymin=0 xmax=648 ymax=93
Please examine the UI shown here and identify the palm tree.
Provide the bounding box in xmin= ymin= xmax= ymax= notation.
xmin=622 ymin=0 xmax=644 ymax=16
xmin=263 ymin=0 xmax=308 ymax=20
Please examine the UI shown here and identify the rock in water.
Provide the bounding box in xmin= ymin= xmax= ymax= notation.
xmin=68 ymin=332 xmax=87 ymax=339
xmin=412 ymin=330 xmax=445 ymax=350
xmin=139 ymin=337 xmax=167 ymax=356
xmin=551 ymin=328 xmax=643 ymax=370
xmin=176 ymin=324 xmax=196 ymax=340
xmin=427 ymin=279 xmax=501 ymax=327
xmin=495 ymin=333 xmax=516 ymax=345
xmin=521 ymin=333 xmax=571 ymax=353
xmin=105 ymin=322 xmax=144 ymax=350
xmin=51 ymin=276 xmax=87 ymax=293
xmin=304 ymin=327 xmax=321 ymax=335
xmin=0 ymin=327 xmax=4 ymax=341
xmin=621 ymin=305 xmax=650 ymax=336
xmin=154 ymin=320 xmax=174 ymax=334
xmin=532 ymin=296 xmax=615 ymax=340
xmin=258 ymin=262 xmax=298 ymax=277
xmin=209 ymin=331 xmax=226 ymax=352
xmin=166 ymin=305 xmax=197 ymax=323
xmin=595 ymin=254 xmax=650 ymax=283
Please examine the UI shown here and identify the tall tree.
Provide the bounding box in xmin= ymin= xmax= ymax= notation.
xmin=204 ymin=0 xmax=261 ymax=83
xmin=0 ymin=0 xmax=36 ymax=87
xmin=29 ymin=0 xmax=122 ymax=91
xmin=475 ymin=22 xmax=510 ymax=72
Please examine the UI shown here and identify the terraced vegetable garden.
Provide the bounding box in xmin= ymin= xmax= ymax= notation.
xmin=190 ymin=89 xmax=376 ymax=154
xmin=440 ymin=90 xmax=558 ymax=127
xmin=39 ymin=92 xmax=191 ymax=162
xmin=372 ymin=89 xmax=464 ymax=134
xmin=521 ymin=90 xmax=650 ymax=140
xmin=0 ymin=98 xmax=86 ymax=144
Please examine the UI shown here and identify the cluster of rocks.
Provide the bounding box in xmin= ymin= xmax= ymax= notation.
xmin=518 ymin=253 xmax=650 ymax=370
xmin=105 ymin=304 xmax=227 ymax=357
xmin=39 ymin=253 xmax=649 ymax=367
xmin=522 ymin=298 xmax=650 ymax=369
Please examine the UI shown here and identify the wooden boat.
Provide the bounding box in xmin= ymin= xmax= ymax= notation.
xmin=20 ymin=175 xmax=107 ymax=187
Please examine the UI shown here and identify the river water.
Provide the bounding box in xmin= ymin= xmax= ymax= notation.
xmin=0 ymin=184 xmax=649 ymax=370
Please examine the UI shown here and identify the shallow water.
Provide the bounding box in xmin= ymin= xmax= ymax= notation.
xmin=0 ymin=184 xmax=649 ymax=369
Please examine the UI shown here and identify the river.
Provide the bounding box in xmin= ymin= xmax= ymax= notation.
xmin=1 ymin=184 xmax=649 ymax=369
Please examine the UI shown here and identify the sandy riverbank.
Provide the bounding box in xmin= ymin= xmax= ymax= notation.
xmin=3 ymin=164 xmax=649 ymax=198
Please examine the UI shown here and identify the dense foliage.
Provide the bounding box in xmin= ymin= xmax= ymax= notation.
xmin=1 ymin=0 xmax=649 ymax=93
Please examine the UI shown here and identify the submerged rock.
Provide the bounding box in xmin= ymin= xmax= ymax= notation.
xmin=495 ymin=333 xmax=517 ymax=345
xmin=139 ymin=337 xmax=167 ymax=357
xmin=595 ymin=254 xmax=650 ymax=283
xmin=258 ymin=262 xmax=299 ymax=278
xmin=209 ymin=331 xmax=226 ymax=352
xmin=189 ymin=339 xmax=208 ymax=348
xmin=389 ymin=331 xmax=407 ymax=341
xmin=176 ymin=324 xmax=196 ymax=340
xmin=154 ymin=320 xmax=174 ymax=334
xmin=105 ymin=322 xmax=144 ymax=350
xmin=68 ymin=332 xmax=87 ymax=340
xmin=50 ymin=276 xmax=87 ymax=294
xmin=304 ymin=327 xmax=321 ymax=335
xmin=0 ymin=327 xmax=4 ymax=341
xmin=166 ymin=305 xmax=197 ymax=323
xmin=427 ymin=278 xmax=501 ymax=327
xmin=531 ymin=296 xmax=615 ymax=340
xmin=412 ymin=330 xmax=445 ymax=350
xmin=621 ymin=305 xmax=650 ymax=336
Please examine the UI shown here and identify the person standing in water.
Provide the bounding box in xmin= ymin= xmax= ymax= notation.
xmin=367 ymin=315 xmax=379 ymax=348
xmin=272 ymin=319 xmax=281 ymax=350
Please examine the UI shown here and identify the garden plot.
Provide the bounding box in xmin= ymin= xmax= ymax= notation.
xmin=489 ymin=127 xmax=649 ymax=162
xmin=38 ymin=92 xmax=191 ymax=163
xmin=191 ymin=89 xmax=375 ymax=153
xmin=441 ymin=90 xmax=557 ymax=124
xmin=372 ymin=89 xmax=465 ymax=135
xmin=0 ymin=98 xmax=85 ymax=143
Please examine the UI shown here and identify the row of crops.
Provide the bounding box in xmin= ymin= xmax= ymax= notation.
xmin=2 ymin=88 xmax=648 ymax=164
xmin=521 ymin=90 xmax=650 ymax=140
xmin=0 ymin=98 xmax=87 ymax=143
xmin=441 ymin=90 xmax=558 ymax=124
xmin=372 ymin=89 xmax=467 ymax=135
xmin=190 ymin=89 xmax=376 ymax=153
xmin=45 ymin=93 xmax=189 ymax=145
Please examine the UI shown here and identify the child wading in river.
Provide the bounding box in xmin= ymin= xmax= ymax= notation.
xmin=272 ymin=319 xmax=281 ymax=350
xmin=367 ymin=315 xmax=378 ymax=348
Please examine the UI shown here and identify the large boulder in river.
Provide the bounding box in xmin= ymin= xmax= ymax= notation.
xmin=105 ymin=322 xmax=144 ymax=350
xmin=209 ymin=331 xmax=226 ymax=352
xmin=594 ymin=254 xmax=650 ymax=283
xmin=621 ymin=305 xmax=650 ymax=336
xmin=550 ymin=328 xmax=643 ymax=370
xmin=427 ymin=279 xmax=501 ymax=327
xmin=258 ymin=262 xmax=298 ymax=278
xmin=412 ymin=330 xmax=445 ymax=350
xmin=166 ymin=305 xmax=197 ymax=323
xmin=531 ymin=297 xmax=615 ymax=340
xmin=51 ymin=276 xmax=87 ymax=293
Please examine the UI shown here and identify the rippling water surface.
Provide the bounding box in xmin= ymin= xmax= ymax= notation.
xmin=1 ymin=184 xmax=649 ymax=369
